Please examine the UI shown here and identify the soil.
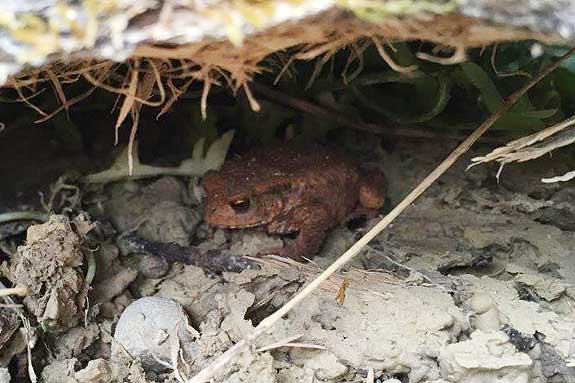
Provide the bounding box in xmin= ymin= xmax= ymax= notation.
xmin=1 ymin=136 xmax=575 ymax=383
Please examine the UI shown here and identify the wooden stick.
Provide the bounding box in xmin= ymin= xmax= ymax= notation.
xmin=252 ymin=82 xmax=507 ymax=143
xmin=188 ymin=46 xmax=575 ymax=383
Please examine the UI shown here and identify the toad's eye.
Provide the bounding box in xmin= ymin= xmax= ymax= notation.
xmin=229 ymin=198 xmax=251 ymax=213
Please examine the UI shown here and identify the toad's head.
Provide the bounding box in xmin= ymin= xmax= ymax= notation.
xmin=202 ymin=170 xmax=284 ymax=229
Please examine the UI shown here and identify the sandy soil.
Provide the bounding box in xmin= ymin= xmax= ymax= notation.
xmin=1 ymin=138 xmax=574 ymax=383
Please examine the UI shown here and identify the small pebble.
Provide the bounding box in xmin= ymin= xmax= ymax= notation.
xmin=75 ymin=359 xmax=111 ymax=383
xmin=467 ymin=292 xmax=505 ymax=331
xmin=112 ymin=297 xmax=199 ymax=371
xmin=468 ymin=292 xmax=493 ymax=314
xmin=475 ymin=306 xmax=503 ymax=332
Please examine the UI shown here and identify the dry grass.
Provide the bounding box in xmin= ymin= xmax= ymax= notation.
xmin=469 ymin=114 xmax=575 ymax=183
xmin=470 ymin=115 xmax=575 ymax=168
xmin=2 ymin=10 xmax=561 ymax=119
xmin=0 ymin=9 xmax=562 ymax=171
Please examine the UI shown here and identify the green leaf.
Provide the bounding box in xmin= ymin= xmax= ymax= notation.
xmin=460 ymin=62 xmax=503 ymax=113
xmin=350 ymin=70 xmax=424 ymax=87
xmin=554 ymin=68 xmax=575 ymax=111
xmin=388 ymin=42 xmax=419 ymax=68
xmin=510 ymin=94 xmax=532 ymax=113
xmin=51 ymin=112 xmax=83 ymax=152
xmin=491 ymin=114 xmax=545 ymax=131
xmin=515 ymin=108 xmax=558 ymax=119
xmin=352 ymin=74 xmax=451 ymax=124
xmin=188 ymin=104 xmax=219 ymax=155
xmin=239 ymin=99 xmax=295 ymax=144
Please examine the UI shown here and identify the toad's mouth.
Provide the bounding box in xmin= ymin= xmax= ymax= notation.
xmin=211 ymin=221 xmax=267 ymax=229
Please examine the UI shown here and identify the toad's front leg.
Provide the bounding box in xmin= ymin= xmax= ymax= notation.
xmin=267 ymin=204 xmax=333 ymax=262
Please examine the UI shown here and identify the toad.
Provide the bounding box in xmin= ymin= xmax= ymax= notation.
xmin=202 ymin=144 xmax=386 ymax=261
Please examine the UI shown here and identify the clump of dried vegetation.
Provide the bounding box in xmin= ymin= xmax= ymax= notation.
xmin=0 ymin=2 xmax=568 ymax=173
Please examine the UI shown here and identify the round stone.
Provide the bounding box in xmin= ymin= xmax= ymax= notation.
xmin=112 ymin=296 xmax=199 ymax=371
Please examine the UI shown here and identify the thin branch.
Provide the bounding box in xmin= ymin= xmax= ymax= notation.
xmin=251 ymin=83 xmax=507 ymax=143
xmin=188 ymin=46 xmax=575 ymax=383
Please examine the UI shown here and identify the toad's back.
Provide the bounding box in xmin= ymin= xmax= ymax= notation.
xmin=202 ymin=143 xmax=386 ymax=260
xmin=220 ymin=144 xmax=361 ymax=221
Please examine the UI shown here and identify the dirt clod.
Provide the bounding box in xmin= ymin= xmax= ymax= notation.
xmin=9 ymin=214 xmax=94 ymax=332
xmin=105 ymin=177 xmax=199 ymax=246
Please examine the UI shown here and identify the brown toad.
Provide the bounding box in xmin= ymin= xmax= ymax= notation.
xmin=202 ymin=144 xmax=386 ymax=261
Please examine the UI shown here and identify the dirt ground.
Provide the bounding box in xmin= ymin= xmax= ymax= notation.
xmin=1 ymin=135 xmax=575 ymax=383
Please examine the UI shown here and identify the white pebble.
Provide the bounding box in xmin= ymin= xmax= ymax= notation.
xmin=112 ymin=297 xmax=199 ymax=371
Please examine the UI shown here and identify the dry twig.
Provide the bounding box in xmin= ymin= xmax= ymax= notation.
xmin=469 ymin=114 xmax=575 ymax=181
xmin=252 ymin=83 xmax=507 ymax=143
xmin=256 ymin=334 xmax=325 ymax=352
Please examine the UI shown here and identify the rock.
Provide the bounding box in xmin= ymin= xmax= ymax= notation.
xmin=50 ymin=323 xmax=101 ymax=359
xmin=41 ymin=359 xmax=79 ymax=383
xmin=90 ymin=268 xmax=138 ymax=305
xmin=305 ymin=352 xmax=347 ymax=381
xmin=75 ymin=359 xmax=112 ymax=383
xmin=111 ymin=296 xmax=199 ymax=371
xmin=438 ymin=330 xmax=533 ymax=383
xmin=228 ymin=231 xmax=283 ymax=257
xmin=468 ymin=292 xmax=493 ymax=315
xmin=41 ymin=358 xmax=127 ymax=383
xmin=460 ymin=0 xmax=575 ymax=39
